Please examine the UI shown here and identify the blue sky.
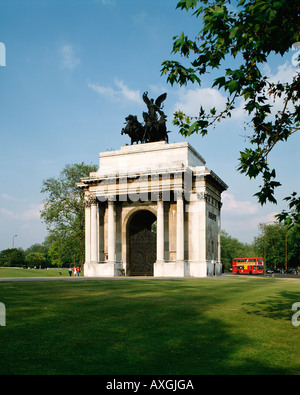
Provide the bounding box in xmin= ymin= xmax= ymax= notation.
xmin=0 ymin=0 xmax=299 ymax=251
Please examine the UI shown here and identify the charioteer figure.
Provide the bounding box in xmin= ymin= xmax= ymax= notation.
xmin=121 ymin=91 xmax=170 ymax=144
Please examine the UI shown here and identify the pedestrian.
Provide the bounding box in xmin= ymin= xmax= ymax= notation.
xmin=76 ymin=266 xmax=80 ymax=277
xmin=73 ymin=266 xmax=77 ymax=276
xmin=68 ymin=267 xmax=72 ymax=277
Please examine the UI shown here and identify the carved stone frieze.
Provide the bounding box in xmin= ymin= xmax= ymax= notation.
xmin=84 ymin=195 xmax=98 ymax=207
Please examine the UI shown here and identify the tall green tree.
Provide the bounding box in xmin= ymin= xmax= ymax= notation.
xmin=41 ymin=162 xmax=98 ymax=267
xmin=221 ymin=230 xmax=255 ymax=270
xmin=287 ymin=225 xmax=300 ymax=267
xmin=25 ymin=252 xmax=46 ymax=268
xmin=161 ymin=0 xmax=300 ymax=225
xmin=253 ymin=222 xmax=300 ymax=269
xmin=0 ymin=248 xmax=25 ymax=267
xmin=24 ymin=243 xmax=49 ymax=267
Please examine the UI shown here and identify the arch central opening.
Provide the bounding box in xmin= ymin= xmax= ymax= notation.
xmin=127 ymin=210 xmax=157 ymax=276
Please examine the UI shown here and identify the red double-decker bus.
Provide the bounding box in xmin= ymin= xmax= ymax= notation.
xmin=232 ymin=257 xmax=264 ymax=275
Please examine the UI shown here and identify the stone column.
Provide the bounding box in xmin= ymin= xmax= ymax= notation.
xmin=217 ymin=201 xmax=222 ymax=264
xmin=107 ymin=196 xmax=116 ymax=264
xmin=198 ymin=191 xmax=207 ymax=264
xmin=176 ymin=190 xmax=184 ymax=263
xmin=84 ymin=197 xmax=91 ymax=264
xmin=193 ymin=191 xmax=208 ymax=277
xmin=90 ymin=196 xmax=98 ymax=264
xmin=156 ymin=193 xmax=165 ymax=263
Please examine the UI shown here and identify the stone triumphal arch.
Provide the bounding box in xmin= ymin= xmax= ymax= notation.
xmin=77 ymin=141 xmax=228 ymax=277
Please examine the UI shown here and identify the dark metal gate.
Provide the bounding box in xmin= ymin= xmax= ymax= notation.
xmin=129 ymin=229 xmax=156 ymax=276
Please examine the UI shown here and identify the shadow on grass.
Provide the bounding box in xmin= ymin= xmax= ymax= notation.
xmin=243 ymin=291 xmax=300 ymax=322
xmin=0 ymin=279 xmax=299 ymax=375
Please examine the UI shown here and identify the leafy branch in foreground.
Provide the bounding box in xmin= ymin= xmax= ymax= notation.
xmin=161 ymin=0 xmax=300 ymax=225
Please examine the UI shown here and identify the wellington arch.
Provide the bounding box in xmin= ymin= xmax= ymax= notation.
xmin=77 ymin=140 xmax=228 ymax=278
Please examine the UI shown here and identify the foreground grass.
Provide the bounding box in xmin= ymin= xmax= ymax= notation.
xmin=0 ymin=277 xmax=300 ymax=375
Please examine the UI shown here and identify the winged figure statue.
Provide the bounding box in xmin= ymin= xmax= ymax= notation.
xmin=142 ymin=91 xmax=167 ymax=120
xmin=121 ymin=91 xmax=170 ymax=144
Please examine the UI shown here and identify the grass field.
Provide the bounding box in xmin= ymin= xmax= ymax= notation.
xmin=0 ymin=267 xmax=70 ymax=278
xmin=0 ymin=276 xmax=300 ymax=375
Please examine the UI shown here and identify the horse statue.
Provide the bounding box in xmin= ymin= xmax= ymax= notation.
xmin=121 ymin=115 xmax=144 ymax=145
xmin=121 ymin=92 xmax=170 ymax=144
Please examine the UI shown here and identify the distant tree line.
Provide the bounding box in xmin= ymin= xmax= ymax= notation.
xmin=0 ymin=162 xmax=298 ymax=271
xmin=2 ymin=223 xmax=298 ymax=271
xmin=221 ymin=223 xmax=300 ymax=272
xmin=0 ymin=238 xmax=92 ymax=269
xmin=0 ymin=243 xmax=48 ymax=268
xmin=0 ymin=239 xmax=87 ymax=268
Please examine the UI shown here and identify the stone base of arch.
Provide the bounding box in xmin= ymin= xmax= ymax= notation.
xmin=154 ymin=261 xmax=222 ymax=277
xmin=84 ymin=260 xmax=223 ymax=278
xmin=84 ymin=262 xmax=124 ymax=277
xmin=154 ymin=261 xmax=189 ymax=277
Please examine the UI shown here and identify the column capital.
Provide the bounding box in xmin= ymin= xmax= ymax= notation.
xmin=151 ymin=191 xmax=163 ymax=201
xmin=84 ymin=195 xmax=98 ymax=207
xmin=175 ymin=189 xmax=184 ymax=200
xmin=108 ymin=195 xmax=116 ymax=204
xmin=196 ymin=191 xmax=208 ymax=201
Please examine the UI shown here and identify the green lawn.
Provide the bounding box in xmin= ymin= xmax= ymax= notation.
xmin=0 ymin=276 xmax=300 ymax=375
xmin=0 ymin=267 xmax=70 ymax=278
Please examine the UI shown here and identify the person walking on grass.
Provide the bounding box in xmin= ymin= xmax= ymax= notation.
xmin=68 ymin=267 xmax=72 ymax=277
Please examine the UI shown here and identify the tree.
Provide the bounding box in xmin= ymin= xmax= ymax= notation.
xmin=253 ymin=222 xmax=300 ymax=269
xmin=47 ymin=241 xmax=63 ymax=268
xmin=25 ymin=243 xmax=48 ymax=255
xmin=287 ymin=225 xmax=300 ymax=267
xmin=25 ymin=243 xmax=49 ymax=267
xmin=40 ymin=162 xmax=98 ymax=267
xmin=25 ymin=252 xmax=46 ymax=268
xmin=161 ymin=0 xmax=300 ymax=225
xmin=221 ymin=230 xmax=255 ymax=270
xmin=0 ymin=248 xmax=25 ymax=267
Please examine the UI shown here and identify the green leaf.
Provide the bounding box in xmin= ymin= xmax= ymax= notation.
xmin=212 ymin=5 xmax=225 ymax=17
xmin=229 ymin=26 xmax=240 ymax=40
xmin=212 ymin=76 xmax=226 ymax=89
xmin=227 ymin=80 xmax=239 ymax=94
xmin=188 ymin=121 xmax=200 ymax=135
xmin=176 ymin=0 xmax=197 ymax=11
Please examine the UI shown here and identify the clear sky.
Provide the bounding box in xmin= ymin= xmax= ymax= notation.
xmin=0 ymin=0 xmax=299 ymax=251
